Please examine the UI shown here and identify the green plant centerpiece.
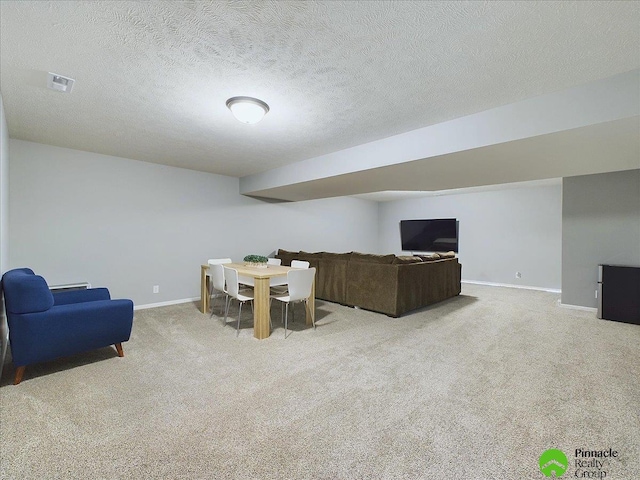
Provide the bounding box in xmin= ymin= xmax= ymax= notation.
xmin=243 ymin=254 xmax=269 ymax=268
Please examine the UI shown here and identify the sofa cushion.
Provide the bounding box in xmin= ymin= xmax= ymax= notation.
xmin=351 ymin=252 xmax=396 ymax=264
xmin=322 ymin=252 xmax=352 ymax=261
xmin=299 ymin=251 xmax=324 ymax=259
xmin=438 ymin=251 xmax=456 ymax=259
xmin=393 ymin=255 xmax=423 ymax=264
xmin=418 ymin=253 xmax=441 ymax=261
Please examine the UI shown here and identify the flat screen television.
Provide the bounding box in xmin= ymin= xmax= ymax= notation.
xmin=400 ymin=218 xmax=458 ymax=252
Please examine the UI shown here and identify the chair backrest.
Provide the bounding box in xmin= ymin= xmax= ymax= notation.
xmin=287 ymin=267 xmax=316 ymax=302
xmin=223 ymin=266 xmax=240 ymax=298
xmin=208 ymin=258 xmax=232 ymax=266
xmin=267 ymin=258 xmax=282 ymax=266
xmin=291 ymin=260 xmax=310 ymax=269
xmin=207 ymin=259 xmax=231 ymax=284
xmin=210 ymin=263 xmax=226 ymax=292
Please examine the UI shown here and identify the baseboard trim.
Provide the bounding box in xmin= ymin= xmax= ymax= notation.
xmin=556 ymin=301 xmax=598 ymax=313
xmin=462 ymin=279 xmax=561 ymax=294
xmin=134 ymin=297 xmax=200 ymax=311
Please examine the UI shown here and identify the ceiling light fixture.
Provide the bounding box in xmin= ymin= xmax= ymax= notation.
xmin=226 ymin=96 xmax=269 ymax=124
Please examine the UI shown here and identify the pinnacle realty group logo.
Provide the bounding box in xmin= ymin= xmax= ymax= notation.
xmin=539 ymin=447 xmax=620 ymax=478
xmin=539 ymin=449 xmax=568 ymax=477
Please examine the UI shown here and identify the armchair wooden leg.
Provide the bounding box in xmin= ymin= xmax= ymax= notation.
xmin=114 ymin=343 xmax=124 ymax=357
xmin=14 ymin=366 xmax=26 ymax=385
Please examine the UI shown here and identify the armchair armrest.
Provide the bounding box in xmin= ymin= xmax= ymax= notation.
xmin=53 ymin=288 xmax=111 ymax=305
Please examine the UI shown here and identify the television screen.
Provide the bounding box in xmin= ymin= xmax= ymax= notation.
xmin=400 ymin=218 xmax=458 ymax=252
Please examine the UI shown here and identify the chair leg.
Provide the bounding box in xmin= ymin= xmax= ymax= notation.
xmin=223 ymin=296 xmax=229 ymax=322
xmin=284 ymin=303 xmax=289 ymax=338
xmin=209 ymin=293 xmax=217 ymax=318
xmin=237 ymin=302 xmax=243 ymax=337
xmin=224 ymin=297 xmax=232 ymax=326
xmin=115 ymin=343 xmax=124 ymax=357
xmin=14 ymin=366 xmax=26 ymax=385
xmin=210 ymin=292 xmax=226 ymax=318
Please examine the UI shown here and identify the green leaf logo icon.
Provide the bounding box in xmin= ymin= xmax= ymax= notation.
xmin=539 ymin=449 xmax=568 ymax=477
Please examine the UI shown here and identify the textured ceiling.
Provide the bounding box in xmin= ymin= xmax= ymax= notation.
xmin=1 ymin=0 xmax=639 ymax=178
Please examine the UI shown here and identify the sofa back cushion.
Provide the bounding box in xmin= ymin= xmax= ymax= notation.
xmin=351 ymin=252 xmax=396 ymax=264
xmin=392 ymin=255 xmax=423 ymax=264
xmin=2 ymin=268 xmax=54 ymax=314
xmin=418 ymin=253 xmax=442 ymax=261
xmin=322 ymin=252 xmax=352 ymax=261
xmin=299 ymin=251 xmax=324 ymax=259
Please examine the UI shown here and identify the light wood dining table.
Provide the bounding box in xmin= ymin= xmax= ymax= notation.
xmin=200 ymin=263 xmax=315 ymax=340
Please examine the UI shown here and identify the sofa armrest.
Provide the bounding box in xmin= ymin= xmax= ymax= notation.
xmin=8 ymin=299 xmax=134 ymax=367
xmin=316 ymin=258 xmax=349 ymax=303
xmin=53 ymin=288 xmax=111 ymax=305
xmin=396 ymin=258 xmax=461 ymax=315
xmin=346 ymin=262 xmax=399 ymax=316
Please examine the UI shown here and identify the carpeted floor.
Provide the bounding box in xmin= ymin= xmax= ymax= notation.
xmin=1 ymin=284 xmax=638 ymax=479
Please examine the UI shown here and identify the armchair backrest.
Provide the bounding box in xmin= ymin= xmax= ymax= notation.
xmin=1 ymin=268 xmax=54 ymax=314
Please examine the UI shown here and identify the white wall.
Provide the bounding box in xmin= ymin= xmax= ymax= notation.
xmin=1 ymin=93 xmax=9 ymax=371
xmin=378 ymin=183 xmax=562 ymax=290
xmin=0 ymin=94 xmax=8 ymax=272
xmin=562 ymin=169 xmax=640 ymax=308
xmin=8 ymin=140 xmax=379 ymax=306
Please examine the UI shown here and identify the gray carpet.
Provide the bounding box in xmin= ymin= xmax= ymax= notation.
xmin=1 ymin=284 xmax=639 ymax=479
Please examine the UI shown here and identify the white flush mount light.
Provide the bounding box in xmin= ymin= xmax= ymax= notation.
xmin=47 ymin=72 xmax=75 ymax=93
xmin=226 ymin=96 xmax=269 ymax=124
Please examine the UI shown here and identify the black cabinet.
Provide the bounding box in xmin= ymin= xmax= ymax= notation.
xmin=597 ymin=265 xmax=640 ymax=325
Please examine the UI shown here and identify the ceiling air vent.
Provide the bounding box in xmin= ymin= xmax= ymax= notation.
xmin=47 ymin=72 xmax=75 ymax=93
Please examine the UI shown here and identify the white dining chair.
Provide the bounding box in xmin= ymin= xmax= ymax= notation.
xmin=208 ymin=258 xmax=231 ymax=316
xmin=223 ymin=266 xmax=255 ymax=336
xmin=271 ymin=267 xmax=316 ymax=338
xmin=238 ymin=274 xmax=254 ymax=287
xmin=270 ymin=258 xmax=309 ymax=295
xmin=291 ymin=260 xmax=310 ymax=269
xmin=267 ymin=257 xmax=288 ymax=293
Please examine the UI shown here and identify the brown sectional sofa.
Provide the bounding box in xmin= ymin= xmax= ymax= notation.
xmin=275 ymin=249 xmax=461 ymax=317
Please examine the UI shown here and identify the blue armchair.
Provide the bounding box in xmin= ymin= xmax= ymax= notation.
xmin=1 ymin=268 xmax=134 ymax=384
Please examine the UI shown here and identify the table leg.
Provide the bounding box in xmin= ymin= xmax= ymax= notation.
xmin=306 ymin=278 xmax=315 ymax=326
xmin=200 ymin=265 xmax=209 ymax=314
xmin=253 ymin=277 xmax=271 ymax=339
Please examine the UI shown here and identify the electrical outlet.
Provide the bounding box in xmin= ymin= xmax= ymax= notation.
xmin=153 ymin=285 xmax=159 ymax=294
xmin=515 ymin=272 xmax=522 ymax=279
